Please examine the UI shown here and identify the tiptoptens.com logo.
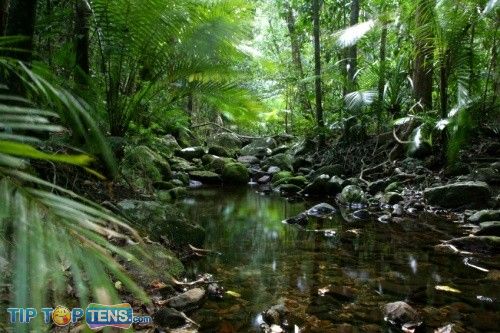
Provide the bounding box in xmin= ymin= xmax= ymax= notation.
xmin=7 ymin=303 xmax=152 ymax=329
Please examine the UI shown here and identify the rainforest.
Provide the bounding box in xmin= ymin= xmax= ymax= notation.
xmin=0 ymin=0 xmax=499 ymax=332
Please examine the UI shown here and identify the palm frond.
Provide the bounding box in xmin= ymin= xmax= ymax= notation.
xmin=333 ymin=20 xmax=377 ymax=48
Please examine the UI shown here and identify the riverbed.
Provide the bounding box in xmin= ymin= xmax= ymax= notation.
xmin=180 ymin=187 xmax=500 ymax=332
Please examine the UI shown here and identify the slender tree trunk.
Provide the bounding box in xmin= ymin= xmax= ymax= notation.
xmin=346 ymin=0 xmax=360 ymax=92
xmin=413 ymin=0 xmax=434 ymax=111
xmin=284 ymin=1 xmax=313 ymax=117
xmin=0 ymin=0 xmax=9 ymax=36
xmin=312 ymin=0 xmax=324 ymax=128
xmin=439 ymin=50 xmax=450 ymax=118
xmin=376 ymin=25 xmax=388 ymax=131
xmin=74 ymin=0 xmax=91 ymax=85
xmin=5 ymin=0 xmax=38 ymax=62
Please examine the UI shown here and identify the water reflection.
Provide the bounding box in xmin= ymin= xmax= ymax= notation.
xmin=181 ymin=187 xmax=500 ymax=332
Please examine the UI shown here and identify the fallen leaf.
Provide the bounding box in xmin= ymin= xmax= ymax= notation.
xmin=435 ymin=285 xmax=461 ymax=293
xmin=226 ymin=290 xmax=241 ymax=298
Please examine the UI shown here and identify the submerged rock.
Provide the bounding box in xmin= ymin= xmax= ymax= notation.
xmin=262 ymin=304 xmax=287 ymax=326
xmin=306 ymin=203 xmax=336 ymax=218
xmin=447 ymin=235 xmax=500 ymax=254
xmin=423 ymin=181 xmax=491 ymax=208
xmin=153 ymin=307 xmax=186 ymax=328
xmin=383 ymin=301 xmax=422 ymax=331
xmin=284 ymin=213 xmax=308 ymax=226
xmin=167 ymin=288 xmax=205 ymax=310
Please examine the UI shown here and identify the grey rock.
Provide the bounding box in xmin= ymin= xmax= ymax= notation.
xmin=238 ymin=155 xmax=260 ymax=165
xmin=469 ymin=210 xmax=500 ymax=223
xmin=168 ymin=288 xmax=205 ymax=309
xmin=178 ymin=146 xmax=206 ymax=160
xmin=383 ymin=301 xmax=422 ymax=329
xmin=424 ymin=181 xmax=491 ymax=208
xmin=306 ymin=203 xmax=336 ymax=218
xmin=476 ymin=221 xmax=500 ymax=237
xmin=189 ymin=170 xmax=222 ymax=184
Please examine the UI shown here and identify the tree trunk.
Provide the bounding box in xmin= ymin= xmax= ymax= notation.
xmin=5 ymin=0 xmax=38 ymax=62
xmin=413 ymin=0 xmax=434 ymax=111
xmin=312 ymin=0 xmax=324 ymax=128
xmin=284 ymin=1 xmax=313 ymax=117
xmin=346 ymin=0 xmax=360 ymax=92
xmin=376 ymin=25 xmax=388 ymax=131
xmin=74 ymin=0 xmax=91 ymax=85
xmin=439 ymin=50 xmax=450 ymax=118
xmin=0 ymin=0 xmax=9 ymax=36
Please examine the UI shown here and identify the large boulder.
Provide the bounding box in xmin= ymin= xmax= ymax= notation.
xmin=177 ymin=146 xmax=206 ymax=160
xmin=208 ymin=145 xmax=233 ymax=158
xmin=263 ymin=153 xmax=293 ymax=171
xmin=150 ymin=134 xmax=182 ymax=158
xmin=212 ymin=132 xmax=243 ymax=150
xmin=170 ymin=156 xmax=198 ymax=172
xmin=121 ymin=145 xmax=172 ymax=189
xmin=476 ymin=221 xmax=500 ymax=237
xmin=240 ymin=137 xmax=277 ymax=158
xmin=117 ymin=200 xmax=205 ymax=246
xmin=469 ymin=210 xmax=500 ymax=224
xmin=424 ymin=181 xmax=491 ymax=208
xmin=222 ymin=162 xmax=249 ymax=185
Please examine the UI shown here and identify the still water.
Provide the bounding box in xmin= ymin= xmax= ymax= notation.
xmin=180 ymin=187 xmax=500 ymax=332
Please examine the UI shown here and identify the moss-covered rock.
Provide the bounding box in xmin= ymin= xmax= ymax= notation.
xmin=302 ymin=175 xmax=342 ymax=197
xmin=211 ymin=132 xmax=243 ymax=150
xmin=272 ymin=171 xmax=293 ymax=184
xmin=150 ymin=134 xmax=181 ymax=158
xmin=339 ymin=185 xmax=366 ymax=204
xmin=222 ymin=162 xmax=249 ymax=184
xmin=117 ymin=200 xmax=205 ymax=246
xmin=263 ymin=153 xmax=293 ymax=171
xmin=170 ymin=156 xmax=198 ymax=172
xmin=189 ymin=170 xmax=222 ymax=184
xmin=121 ymin=145 xmax=172 ymax=189
xmin=309 ymin=164 xmax=344 ymax=180
xmin=208 ymin=145 xmax=233 ymax=157
xmin=424 ymin=181 xmax=491 ymax=208
xmin=178 ymin=146 xmax=206 ymax=160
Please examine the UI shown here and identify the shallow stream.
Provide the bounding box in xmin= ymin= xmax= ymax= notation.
xmin=180 ymin=187 xmax=500 ymax=332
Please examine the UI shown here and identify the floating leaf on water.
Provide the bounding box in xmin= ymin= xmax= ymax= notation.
xmin=226 ymin=290 xmax=241 ymax=298
xmin=435 ymin=285 xmax=461 ymax=293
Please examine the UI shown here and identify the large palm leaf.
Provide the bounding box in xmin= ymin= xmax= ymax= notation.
xmin=0 ymin=58 xmax=148 ymax=331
